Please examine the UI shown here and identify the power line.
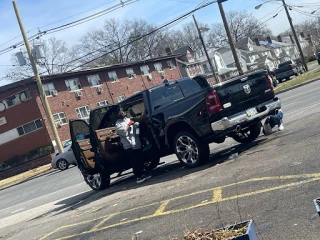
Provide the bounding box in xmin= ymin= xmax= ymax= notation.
xmin=0 ymin=0 xmax=137 ymax=57
xmin=66 ymin=1 xmax=217 ymax=72
xmin=0 ymin=0 xmax=117 ymax=48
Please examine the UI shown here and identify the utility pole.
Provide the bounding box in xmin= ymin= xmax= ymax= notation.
xmin=217 ymin=0 xmax=244 ymax=75
xmin=281 ymin=0 xmax=308 ymax=71
xmin=192 ymin=15 xmax=219 ymax=84
xmin=13 ymin=1 xmax=64 ymax=153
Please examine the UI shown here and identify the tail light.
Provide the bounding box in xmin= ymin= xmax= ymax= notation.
xmin=206 ymin=90 xmax=222 ymax=114
xmin=266 ymin=73 xmax=274 ymax=91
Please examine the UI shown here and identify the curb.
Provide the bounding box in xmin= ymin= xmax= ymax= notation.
xmin=276 ymin=78 xmax=320 ymax=95
xmin=0 ymin=168 xmax=55 ymax=191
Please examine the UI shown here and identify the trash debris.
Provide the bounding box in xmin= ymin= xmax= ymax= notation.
xmin=135 ymin=231 xmax=143 ymax=234
xmin=113 ymin=204 xmax=118 ymax=207
xmin=201 ymin=200 xmax=208 ymax=203
xmin=120 ymin=218 xmax=128 ymax=222
xmin=228 ymin=153 xmax=239 ymax=160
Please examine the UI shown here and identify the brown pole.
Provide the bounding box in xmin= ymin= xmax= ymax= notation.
xmin=217 ymin=1 xmax=244 ymax=75
xmin=192 ymin=15 xmax=219 ymax=84
xmin=281 ymin=0 xmax=308 ymax=71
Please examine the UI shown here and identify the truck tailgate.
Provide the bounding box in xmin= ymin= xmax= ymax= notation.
xmin=214 ymin=70 xmax=274 ymax=115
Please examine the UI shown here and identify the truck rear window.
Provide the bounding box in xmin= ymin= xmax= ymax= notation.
xmin=150 ymin=85 xmax=184 ymax=110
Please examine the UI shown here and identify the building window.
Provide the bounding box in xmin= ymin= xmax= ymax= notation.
xmin=65 ymin=78 xmax=82 ymax=91
xmin=117 ymin=95 xmax=126 ymax=102
xmin=75 ymin=106 xmax=90 ymax=119
xmin=87 ymin=74 xmax=102 ymax=87
xmin=140 ymin=65 xmax=150 ymax=75
xmin=126 ymin=68 xmax=136 ymax=78
xmin=53 ymin=112 xmax=67 ymax=126
xmin=17 ymin=119 xmax=43 ymax=136
xmin=97 ymin=100 xmax=109 ymax=107
xmin=108 ymin=71 xmax=118 ymax=83
xmin=43 ymin=83 xmax=56 ymax=96
xmin=202 ymin=64 xmax=209 ymax=73
xmin=154 ymin=63 xmax=163 ymax=72
xmin=0 ymin=90 xmax=31 ymax=111
xmin=167 ymin=60 xmax=175 ymax=69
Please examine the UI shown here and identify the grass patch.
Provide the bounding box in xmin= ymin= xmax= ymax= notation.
xmin=308 ymin=60 xmax=317 ymax=67
xmin=275 ymin=66 xmax=320 ymax=93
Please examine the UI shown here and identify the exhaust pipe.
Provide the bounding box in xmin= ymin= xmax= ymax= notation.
xmin=236 ymin=125 xmax=241 ymax=133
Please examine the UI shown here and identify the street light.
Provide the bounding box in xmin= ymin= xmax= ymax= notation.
xmin=254 ymin=0 xmax=308 ymax=72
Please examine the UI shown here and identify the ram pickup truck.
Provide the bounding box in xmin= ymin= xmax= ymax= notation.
xmin=275 ymin=60 xmax=304 ymax=83
xmin=70 ymin=70 xmax=281 ymax=190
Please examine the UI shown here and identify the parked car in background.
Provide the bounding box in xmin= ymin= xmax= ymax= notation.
xmin=51 ymin=140 xmax=76 ymax=171
xmin=275 ymin=60 xmax=304 ymax=83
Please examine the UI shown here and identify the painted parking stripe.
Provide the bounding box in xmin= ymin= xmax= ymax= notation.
xmin=40 ymin=173 xmax=320 ymax=240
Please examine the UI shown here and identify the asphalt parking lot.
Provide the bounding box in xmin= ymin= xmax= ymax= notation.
xmin=2 ymin=81 xmax=320 ymax=240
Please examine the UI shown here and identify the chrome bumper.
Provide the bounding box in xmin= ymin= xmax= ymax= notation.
xmin=211 ymin=98 xmax=281 ymax=131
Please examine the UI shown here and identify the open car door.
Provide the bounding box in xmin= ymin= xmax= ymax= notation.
xmin=70 ymin=119 xmax=110 ymax=191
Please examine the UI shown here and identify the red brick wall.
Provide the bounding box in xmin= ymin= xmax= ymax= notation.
xmin=0 ymin=85 xmax=52 ymax=163
xmin=41 ymin=58 xmax=181 ymax=143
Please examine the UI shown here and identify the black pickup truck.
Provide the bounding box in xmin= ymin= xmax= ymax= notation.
xmin=70 ymin=70 xmax=281 ymax=190
xmin=275 ymin=60 xmax=304 ymax=83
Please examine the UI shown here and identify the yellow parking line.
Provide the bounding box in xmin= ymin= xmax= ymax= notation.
xmin=42 ymin=174 xmax=320 ymax=239
xmin=41 ymin=173 xmax=320 ymax=240
xmin=153 ymin=200 xmax=170 ymax=216
xmin=213 ymin=188 xmax=222 ymax=202
xmin=89 ymin=214 xmax=116 ymax=232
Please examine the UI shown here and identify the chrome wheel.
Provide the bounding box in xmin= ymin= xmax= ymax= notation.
xmin=176 ymin=136 xmax=199 ymax=165
xmin=86 ymin=173 xmax=102 ymax=190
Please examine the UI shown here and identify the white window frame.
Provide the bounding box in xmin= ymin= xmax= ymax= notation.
xmin=126 ymin=68 xmax=136 ymax=78
xmin=167 ymin=60 xmax=175 ymax=70
xmin=154 ymin=63 xmax=163 ymax=72
xmin=87 ymin=74 xmax=102 ymax=87
xmin=65 ymin=78 xmax=82 ymax=91
xmin=53 ymin=112 xmax=67 ymax=126
xmin=17 ymin=119 xmax=43 ymax=136
xmin=43 ymin=83 xmax=56 ymax=96
xmin=117 ymin=95 xmax=126 ymax=102
xmin=0 ymin=90 xmax=31 ymax=111
xmin=108 ymin=71 xmax=119 ymax=83
xmin=75 ymin=106 xmax=90 ymax=119
xmin=140 ymin=65 xmax=150 ymax=75
xmin=97 ymin=100 xmax=109 ymax=107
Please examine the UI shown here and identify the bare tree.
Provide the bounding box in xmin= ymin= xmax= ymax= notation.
xmin=207 ymin=11 xmax=273 ymax=48
xmin=77 ymin=18 xmax=171 ymax=67
xmin=8 ymin=37 xmax=79 ymax=81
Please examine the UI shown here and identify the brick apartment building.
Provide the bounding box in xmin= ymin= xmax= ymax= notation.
xmin=0 ymin=55 xmax=181 ymax=164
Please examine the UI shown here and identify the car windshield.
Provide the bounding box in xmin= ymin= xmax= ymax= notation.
xmin=63 ymin=139 xmax=72 ymax=147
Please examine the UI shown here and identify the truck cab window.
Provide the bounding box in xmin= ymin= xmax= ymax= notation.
xmin=150 ymin=85 xmax=184 ymax=110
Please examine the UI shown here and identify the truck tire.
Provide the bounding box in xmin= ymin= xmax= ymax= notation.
xmin=83 ymin=171 xmax=110 ymax=191
xmin=174 ymin=131 xmax=209 ymax=168
xmin=232 ymin=122 xmax=261 ymax=144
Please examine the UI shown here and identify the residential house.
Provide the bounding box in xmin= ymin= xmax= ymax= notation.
xmin=0 ymin=55 xmax=181 ymax=164
xmin=172 ymin=46 xmax=204 ymax=78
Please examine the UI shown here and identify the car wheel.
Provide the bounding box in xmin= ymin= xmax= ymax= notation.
xmin=232 ymin=122 xmax=262 ymax=144
xmin=84 ymin=171 xmax=110 ymax=191
xmin=278 ymin=79 xmax=283 ymax=83
xmin=174 ymin=131 xmax=209 ymax=168
xmin=56 ymin=159 xmax=69 ymax=171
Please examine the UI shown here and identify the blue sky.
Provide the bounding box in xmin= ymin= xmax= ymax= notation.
xmin=0 ymin=0 xmax=319 ymax=86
